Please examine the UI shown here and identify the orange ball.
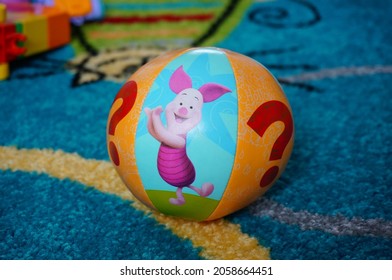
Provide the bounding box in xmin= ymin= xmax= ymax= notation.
xmin=107 ymin=47 xmax=294 ymax=221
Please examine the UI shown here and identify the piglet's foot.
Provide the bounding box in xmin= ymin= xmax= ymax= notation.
xmin=189 ymin=183 xmax=214 ymax=197
xmin=169 ymin=187 xmax=185 ymax=205
xmin=169 ymin=197 xmax=185 ymax=205
xmin=200 ymin=183 xmax=214 ymax=197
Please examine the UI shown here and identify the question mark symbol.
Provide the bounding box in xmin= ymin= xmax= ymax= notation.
xmin=247 ymin=100 xmax=294 ymax=188
xmin=108 ymin=80 xmax=138 ymax=166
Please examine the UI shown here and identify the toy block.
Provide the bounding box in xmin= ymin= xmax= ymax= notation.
xmin=0 ymin=63 xmax=8 ymax=80
xmin=0 ymin=4 xmax=6 ymax=23
xmin=0 ymin=2 xmax=70 ymax=80
xmin=42 ymin=6 xmax=70 ymax=48
xmin=53 ymin=0 xmax=92 ymax=17
xmin=37 ymin=0 xmax=104 ymax=26
xmin=18 ymin=14 xmax=48 ymax=56
xmin=0 ymin=4 xmax=27 ymax=80
xmin=0 ymin=21 xmax=27 ymax=63
xmin=0 ymin=22 xmax=27 ymax=80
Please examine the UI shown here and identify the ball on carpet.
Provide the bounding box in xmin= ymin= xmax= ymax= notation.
xmin=107 ymin=47 xmax=294 ymax=221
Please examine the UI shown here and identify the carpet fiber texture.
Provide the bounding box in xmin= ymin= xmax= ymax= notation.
xmin=0 ymin=0 xmax=391 ymax=259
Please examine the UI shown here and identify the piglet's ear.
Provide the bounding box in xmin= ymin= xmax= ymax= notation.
xmin=169 ymin=66 xmax=192 ymax=94
xmin=199 ymin=83 xmax=231 ymax=103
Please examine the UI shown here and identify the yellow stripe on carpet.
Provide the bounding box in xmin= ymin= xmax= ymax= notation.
xmin=0 ymin=146 xmax=270 ymax=260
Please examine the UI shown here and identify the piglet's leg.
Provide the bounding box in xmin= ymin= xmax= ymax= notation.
xmin=169 ymin=187 xmax=185 ymax=205
xmin=188 ymin=183 xmax=214 ymax=197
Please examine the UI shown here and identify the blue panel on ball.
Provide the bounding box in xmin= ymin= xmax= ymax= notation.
xmin=134 ymin=48 xmax=238 ymax=219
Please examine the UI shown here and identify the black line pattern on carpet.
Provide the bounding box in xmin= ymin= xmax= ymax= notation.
xmin=249 ymin=0 xmax=321 ymax=28
xmin=278 ymin=79 xmax=322 ymax=92
xmin=251 ymin=197 xmax=392 ymax=238
xmin=244 ymin=47 xmax=322 ymax=92
xmin=8 ymin=57 xmax=67 ymax=80
xmin=68 ymin=56 xmax=105 ymax=87
xmin=192 ymin=0 xmax=240 ymax=46
xmin=71 ymin=24 xmax=98 ymax=55
xmin=67 ymin=46 xmax=169 ymax=87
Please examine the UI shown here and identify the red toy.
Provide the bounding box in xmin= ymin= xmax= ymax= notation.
xmin=0 ymin=2 xmax=70 ymax=80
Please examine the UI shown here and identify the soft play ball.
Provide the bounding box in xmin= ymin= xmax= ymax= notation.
xmin=107 ymin=47 xmax=294 ymax=221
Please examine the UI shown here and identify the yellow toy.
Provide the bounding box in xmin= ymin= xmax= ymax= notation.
xmin=38 ymin=0 xmax=104 ymax=25
xmin=107 ymin=47 xmax=295 ymax=221
xmin=0 ymin=2 xmax=70 ymax=80
xmin=52 ymin=0 xmax=92 ymax=17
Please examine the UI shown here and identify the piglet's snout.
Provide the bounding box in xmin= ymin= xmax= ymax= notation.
xmin=178 ymin=107 xmax=188 ymax=116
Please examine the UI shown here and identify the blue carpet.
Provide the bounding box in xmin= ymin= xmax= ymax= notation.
xmin=0 ymin=170 xmax=200 ymax=259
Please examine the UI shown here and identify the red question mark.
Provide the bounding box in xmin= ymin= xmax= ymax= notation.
xmin=108 ymin=80 xmax=138 ymax=166
xmin=247 ymin=100 xmax=294 ymax=188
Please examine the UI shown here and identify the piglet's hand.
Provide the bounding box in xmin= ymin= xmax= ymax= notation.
xmin=153 ymin=106 xmax=163 ymax=115
xmin=144 ymin=107 xmax=152 ymax=117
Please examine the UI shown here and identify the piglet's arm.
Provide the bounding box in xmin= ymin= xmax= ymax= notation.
xmin=151 ymin=108 xmax=186 ymax=149
xmin=144 ymin=108 xmax=160 ymax=141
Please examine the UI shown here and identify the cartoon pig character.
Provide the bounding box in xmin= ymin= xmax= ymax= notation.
xmin=144 ymin=66 xmax=231 ymax=205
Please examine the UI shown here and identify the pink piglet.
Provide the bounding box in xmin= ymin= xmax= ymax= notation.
xmin=144 ymin=66 xmax=231 ymax=205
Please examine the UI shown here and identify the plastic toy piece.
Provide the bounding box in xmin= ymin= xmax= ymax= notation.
xmin=0 ymin=4 xmax=27 ymax=80
xmin=0 ymin=4 xmax=9 ymax=80
xmin=0 ymin=3 xmax=7 ymax=80
xmin=53 ymin=0 xmax=92 ymax=17
xmin=0 ymin=2 xmax=70 ymax=80
xmin=70 ymin=0 xmax=104 ymax=25
xmin=0 ymin=4 xmax=6 ymax=22
xmin=38 ymin=0 xmax=104 ymax=25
